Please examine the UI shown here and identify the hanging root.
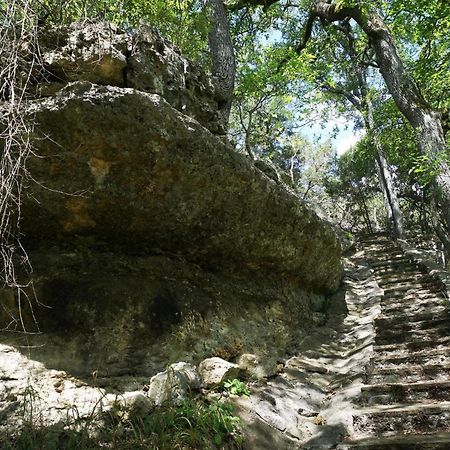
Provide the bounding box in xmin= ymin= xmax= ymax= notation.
xmin=0 ymin=0 xmax=41 ymax=332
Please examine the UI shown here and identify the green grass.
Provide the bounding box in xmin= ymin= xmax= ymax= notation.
xmin=1 ymin=395 xmax=243 ymax=450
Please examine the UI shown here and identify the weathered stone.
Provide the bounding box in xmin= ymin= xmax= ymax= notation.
xmin=109 ymin=391 xmax=154 ymax=421
xmin=237 ymin=354 xmax=277 ymax=380
xmin=198 ymin=357 xmax=240 ymax=386
xmin=147 ymin=362 xmax=202 ymax=406
xmin=127 ymin=24 xmax=224 ymax=134
xmin=23 ymin=82 xmax=341 ymax=293
xmin=1 ymin=245 xmax=325 ymax=380
xmin=38 ymin=21 xmax=128 ymax=88
xmin=0 ymin=344 xmax=107 ymax=433
xmin=35 ymin=21 xmax=224 ymax=134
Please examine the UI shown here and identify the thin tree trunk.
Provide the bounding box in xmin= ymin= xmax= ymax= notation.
xmin=244 ymin=111 xmax=254 ymax=159
xmin=357 ymin=185 xmax=373 ymax=233
xmin=374 ymin=155 xmax=393 ymax=225
xmin=207 ymin=0 xmax=236 ymax=128
xmin=366 ymin=97 xmax=404 ymax=238
xmin=430 ymin=196 xmax=450 ymax=265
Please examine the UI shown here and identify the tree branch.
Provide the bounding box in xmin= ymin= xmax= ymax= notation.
xmin=226 ymin=0 xmax=279 ymax=12
xmin=320 ymin=80 xmax=362 ymax=110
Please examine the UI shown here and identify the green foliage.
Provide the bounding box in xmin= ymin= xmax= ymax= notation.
xmin=386 ymin=0 xmax=450 ymax=112
xmin=35 ymin=0 xmax=209 ymax=59
xmin=2 ymin=395 xmax=243 ymax=450
xmin=139 ymin=397 xmax=242 ymax=448
xmin=223 ymin=378 xmax=250 ymax=397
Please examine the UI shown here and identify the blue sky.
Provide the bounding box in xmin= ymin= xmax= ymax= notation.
xmin=306 ymin=118 xmax=364 ymax=155
xmin=299 ymin=107 xmax=365 ymax=155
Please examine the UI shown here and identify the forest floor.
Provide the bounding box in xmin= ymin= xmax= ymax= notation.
xmin=234 ymin=234 xmax=450 ymax=449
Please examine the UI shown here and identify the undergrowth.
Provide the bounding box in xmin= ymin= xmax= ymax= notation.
xmin=1 ymin=394 xmax=243 ymax=450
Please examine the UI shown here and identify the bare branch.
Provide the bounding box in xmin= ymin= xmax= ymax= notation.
xmin=0 ymin=0 xmax=41 ymax=333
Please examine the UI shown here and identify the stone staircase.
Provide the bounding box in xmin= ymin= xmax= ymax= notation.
xmin=340 ymin=234 xmax=450 ymax=449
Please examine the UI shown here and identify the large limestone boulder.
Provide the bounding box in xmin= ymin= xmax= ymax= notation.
xmin=0 ymin=21 xmax=343 ymax=386
xmin=23 ymin=82 xmax=341 ymax=293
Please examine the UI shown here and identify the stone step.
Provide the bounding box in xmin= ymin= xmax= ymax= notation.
xmin=374 ymin=336 xmax=450 ymax=355
xmin=377 ymin=274 xmax=433 ymax=287
xmin=376 ymin=309 xmax=450 ymax=325
xmin=375 ymin=316 xmax=450 ymax=335
xmin=368 ymin=363 xmax=450 ymax=384
xmin=380 ymin=290 xmax=446 ymax=304
xmin=358 ymin=233 xmax=391 ymax=242
xmin=372 ymin=346 xmax=450 ymax=366
xmin=371 ymin=257 xmax=415 ymax=266
xmin=366 ymin=253 xmax=407 ymax=263
xmin=365 ymin=245 xmax=403 ymax=253
xmin=373 ymin=267 xmax=422 ymax=277
xmin=382 ymin=282 xmax=443 ymax=296
xmin=352 ymin=402 xmax=450 ymax=438
xmin=370 ymin=357 xmax=450 ymax=375
xmin=338 ymin=432 xmax=450 ymax=449
xmin=370 ymin=258 xmax=415 ymax=269
xmin=380 ymin=301 xmax=447 ymax=318
xmin=360 ymin=381 xmax=450 ymax=406
xmin=375 ymin=324 xmax=450 ymax=345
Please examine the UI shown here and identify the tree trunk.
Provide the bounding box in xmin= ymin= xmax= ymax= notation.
xmin=366 ymin=97 xmax=404 ymax=238
xmin=374 ymin=148 xmax=404 ymax=237
xmin=357 ymin=185 xmax=373 ymax=234
xmin=349 ymin=7 xmax=450 ymax=232
xmin=244 ymin=111 xmax=254 ymax=159
xmin=297 ymin=1 xmax=450 ymax=233
xmin=374 ymin=155 xmax=393 ymax=225
xmin=207 ymin=0 xmax=236 ymax=128
xmin=429 ymin=196 xmax=450 ymax=265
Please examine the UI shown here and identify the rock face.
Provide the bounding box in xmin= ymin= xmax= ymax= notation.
xmin=35 ymin=21 xmax=224 ymax=135
xmin=23 ymin=82 xmax=340 ymax=292
xmin=1 ymin=22 xmax=342 ymax=385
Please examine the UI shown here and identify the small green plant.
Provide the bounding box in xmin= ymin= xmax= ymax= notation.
xmin=223 ymin=379 xmax=250 ymax=397
xmin=140 ymin=396 xmax=242 ymax=448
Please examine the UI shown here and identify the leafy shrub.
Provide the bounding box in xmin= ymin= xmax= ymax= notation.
xmin=223 ymin=379 xmax=250 ymax=397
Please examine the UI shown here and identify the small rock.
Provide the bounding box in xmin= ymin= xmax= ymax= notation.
xmin=298 ymin=408 xmax=318 ymax=417
xmin=111 ymin=391 xmax=154 ymax=421
xmin=54 ymin=380 xmax=64 ymax=393
xmin=313 ymin=414 xmax=326 ymax=426
xmin=147 ymin=362 xmax=202 ymax=406
xmin=198 ymin=357 xmax=240 ymax=386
